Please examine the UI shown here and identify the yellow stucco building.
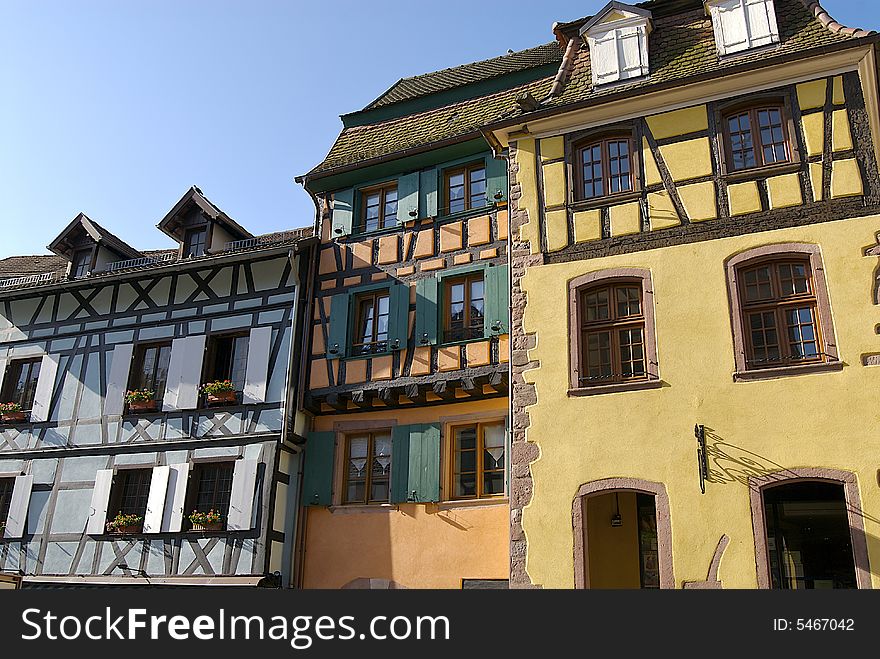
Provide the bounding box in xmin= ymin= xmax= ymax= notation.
xmin=488 ymin=0 xmax=880 ymax=588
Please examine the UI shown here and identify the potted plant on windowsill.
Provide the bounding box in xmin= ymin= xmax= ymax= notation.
xmin=188 ymin=509 xmax=224 ymax=532
xmin=106 ymin=512 xmax=144 ymax=535
xmin=0 ymin=402 xmax=28 ymax=423
xmin=124 ymin=389 xmax=158 ymax=412
xmin=202 ymin=380 xmax=236 ymax=405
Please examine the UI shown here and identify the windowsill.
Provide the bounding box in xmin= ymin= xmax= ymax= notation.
xmin=733 ymin=360 xmax=843 ymax=382
xmin=438 ymin=335 xmax=494 ymax=348
xmin=568 ymin=378 xmax=663 ymax=397
xmin=344 ymin=350 xmax=395 ymax=361
xmin=722 ymin=160 xmax=800 ymax=182
xmin=435 ymin=204 xmax=497 ymax=224
xmin=569 ymin=189 xmax=643 ymax=211
xmin=328 ymin=503 xmax=399 ymax=514
xmin=435 ymin=497 xmax=508 ymax=511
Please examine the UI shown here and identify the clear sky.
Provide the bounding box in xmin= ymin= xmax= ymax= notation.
xmin=0 ymin=0 xmax=873 ymax=259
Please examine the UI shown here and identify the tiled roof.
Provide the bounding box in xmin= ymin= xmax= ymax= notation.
xmin=86 ymin=218 xmax=144 ymax=260
xmin=308 ymin=76 xmax=554 ymax=176
xmin=364 ymin=42 xmax=563 ymax=110
xmin=543 ymin=0 xmax=864 ymax=109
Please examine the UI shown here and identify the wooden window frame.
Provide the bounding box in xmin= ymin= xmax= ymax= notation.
xmin=572 ymin=134 xmax=637 ymax=203
xmin=70 ymin=247 xmax=95 ymax=279
xmin=726 ymin=243 xmax=840 ymax=380
xmin=447 ymin=420 xmax=507 ymax=501
xmin=183 ymin=224 xmax=209 ymax=258
xmin=442 ymin=272 xmax=485 ymax=343
xmin=203 ymin=332 xmax=250 ymax=396
xmin=351 ymin=289 xmax=391 ymax=356
xmin=718 ymin=96 xmax=800 ymax=175
xmin=106 ymin=467 xmax=152 ymax=532
xmin=568 ymin=268 xmax=660 ymax=396
xmin=342 ymin=431 xmax=392 ymax=505
xmin=358 ymin=182 xmax=398 ymax=233
xmin=185 ymin=461 xmax=235 ymax=526
xmin=0 ymin=357 xmax=42 ymax=412
xmin=128 ymin=341 xmax=173 ymax=402
xmin=443 ymin=161 xmax=488 ymax=215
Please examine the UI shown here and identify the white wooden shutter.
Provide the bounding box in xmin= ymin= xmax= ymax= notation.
xmin=243 ymin=326 xmax=272 ymax=405
xmin=617 ymin=27 xmax=645 ymax=79
xmin=745 ymin=0 xmax=778 ymax=47
xmin=4 ymin=475 xmax=33 ymax=538
xmin=143 ymin=466 xmax=170 ymax=534
xmin=103 ymin=343 xmax=134 ymax=416
xmin=30 ymin=354 xmax=58 ymax=422
xmin=227 ymin=459 xmax=258 ymax=531
xmin=161 ymin=463 xmax=190 ymax=532
xmin=712 ymin=0 xmax=749 ymax=54
xmin=86 ymin=469 xmax=114 ymax=535
xmin=176 ymin=335 xmax=206 ymax=410
xmin=162 ymin=337 xmax=186 ymax=411
xmin=589 ymin=29 xmax=620 ymax=85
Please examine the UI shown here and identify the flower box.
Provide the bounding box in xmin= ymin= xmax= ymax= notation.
xmin=110 ymin=525 xmax=141 ymax=535
xmin=0 ymin=411 xmax=28 ymax=423
xmin=207 ymin=390 xmax=237 ymax=405
xmin=191 ymin=521 xmax=224 ymax=532
xmin=127 ymin=399 xmax=158 ymax=413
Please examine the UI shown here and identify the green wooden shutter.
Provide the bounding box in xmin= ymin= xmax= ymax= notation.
xmin=484 ymin=264 xmax=509 ymax=335
xmin=407 ymin=424 xmax=441 ymax=503
xmin=419 ymin=168 xmax=438 ymax=219
xmin=302 ymin=431 xmax=335 ymax=506
xmin=414 ymin=276 xmax=439 ymax=347
xmin=331 ymin=188 xmax=354 ymax=237
xmin=398 ymin=173 xmax=419 ymax=221
xmin=390 ymin=425 xmax=411 ymax=504
xmin=388 ymin=282 xmax=410 ymax=351
xmin=486 ymin=156 xmax=508 ymax=204
xmin=326 ymin=293 xmax=350 ymax=359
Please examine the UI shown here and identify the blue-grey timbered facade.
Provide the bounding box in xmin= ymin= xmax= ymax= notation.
xmin=0 ymin=187 xmax=315 ymax=587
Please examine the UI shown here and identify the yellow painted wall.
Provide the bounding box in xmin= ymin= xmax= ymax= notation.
xmin=518 ymin=215 xmax=880 ymax=588
xmin=304 ymin=398 xmax=509 ymax=589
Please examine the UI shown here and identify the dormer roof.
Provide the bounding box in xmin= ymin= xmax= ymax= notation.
xmin=580 ymin=2 xmax=653 ymax=33
xmin=47 ymin=212 xmax=143 ymax=261
xmin=157 ymin=186 xmax=252 ymax=243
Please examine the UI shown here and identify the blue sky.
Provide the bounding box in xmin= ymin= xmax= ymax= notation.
xmin=0 ymin=0 xmax=873 ymax=258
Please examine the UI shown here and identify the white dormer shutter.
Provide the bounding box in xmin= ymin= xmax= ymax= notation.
xmin=617 ymin=26 xmax=647 ymax=79
xmin=710 ymin=0 xmax=779 ymax=56
xmin=590 ymin=29 xmax=620 ymax=85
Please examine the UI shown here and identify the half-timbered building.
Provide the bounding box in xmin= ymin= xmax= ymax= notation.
xmin=0 ymin=186 xmax=314 ymax=587
xmin=294 ymin=45 xmax=564 ymax=588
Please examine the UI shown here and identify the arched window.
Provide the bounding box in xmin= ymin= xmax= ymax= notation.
xmin=726 ymin=244 xmax=839 ymax=379
xmin=568 ymin=268 xmax=659 ymax=394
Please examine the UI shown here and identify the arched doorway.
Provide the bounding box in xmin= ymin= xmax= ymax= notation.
xmin=750 ymin=469 xmax=871 ymax=589
xmin=572 ymin=478 xmax=674 ymax=589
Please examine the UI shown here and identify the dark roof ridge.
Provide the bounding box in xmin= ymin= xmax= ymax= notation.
xmin=799 ymin=0 xmax=874 ymax=37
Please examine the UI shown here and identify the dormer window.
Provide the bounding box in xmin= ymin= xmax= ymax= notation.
xmin=707 ymin=0 xmax=780 ymax=56
xmin=580 ymin=2 xmax=652 ymax=87
xmin=71 ymin=248 xmax=93 ymax=278
xmin=184 ymin=226 xmax=208 ymax=258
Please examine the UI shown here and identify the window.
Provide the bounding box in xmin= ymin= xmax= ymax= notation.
xmin=723 ymin=105 xmax=790 ymax=171
xmin=71 ymin=248 xmax=92 ymax=279
xmin=445 ymin=163 xmax=487 ymax=214
xmin=1 ymin=358 xmax=42 ymax=411
xmin=450 ymin=421 xmax=506 ymax=500
xmin=0 ymin=478 xmax=13 ymax=530
xmin=184 ymin=226 xmax=208 ymax=258
xmin=581 ymin=7 xmax=651 ymax=86
xmin=569 ymin=269 xmax=659 ymax=393
xmin=206 ymin=334 xmax=250 ymax=393
xmin=360 ymin=183 xmax=398 ymax=232
xmin=576 ymin=137 xmax=634 ymax=200
xmin=707 ymin=0 xmax=779 ymax=56
xmin=343 ymin=431 xmax=392 ymax=504
xmin=578 ymin=282 xmax=646 ymax=384
xmin=107 ymin=469 xmax=151 ymax=530
xmin=444 ymin=273 xmax=484 ymax=342
xmin=737 ymin=259 xmax=822 ymax=367
xmin=353 ymin=290 xmax=390 ymax=356
xmin=726 ymin=244 xmax=838 ymax=378
xmin=188 ymin=462 xmax=234 ymax=521
xmin=129 ymin=342 xmax=172 ymax=401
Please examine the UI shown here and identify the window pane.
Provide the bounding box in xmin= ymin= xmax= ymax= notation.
xmin=370 ymin=433 xmax=392 ymax=503
xmin=585 ymin=331 xmax=612 ymax=379
xmin=448 ymin=172 xmax=465 ymax=213
xmin=581 ymin=143 xmax=604 ymax=199
xmin=608 ymin=140 xmax=632 ymax=194
xmin=482 ymin=422 xmax=506 ymax=496
xmin=616 ymin=286 xmax=641 ymax=317
xmin=618 ymin=328 xmax=645 ymax=378
xmin=469 ymin=167 xmax=487 ymax=208
xmin=748 ymin=311 xmax=780 ymax=363
xmin=230 ymin=336 xmax=249 ymax=392
xmin=584 ymin=288 xmax=610 ymax=322
xmin=786 ymin=306 xmax=819 ymax=359
xmin=383 ymin=187 xmax=398 ymax=227
xmin=744 ymin=266 xmax=773 ymax=301
xmin=728 ymin=112 xmax=756 ymax=170
xmin=777 ymin=262 xmax=810 ymax=297
xmin=345 ymin=436 xmax=369 ymax=504
xmin=454 ymin=426 xmax=478 ymax=498
xmin=364 ymin=192 xmax=381 ymax=232
xmin=757 ymin=108 xmax=788 ymax=165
